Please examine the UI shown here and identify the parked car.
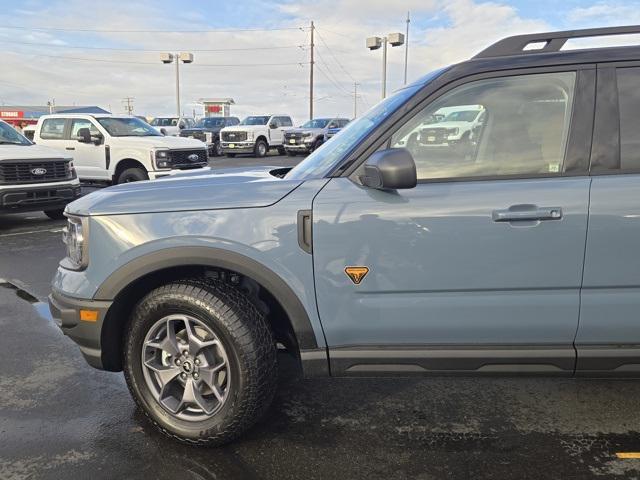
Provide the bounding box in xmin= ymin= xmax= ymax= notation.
xmin=283 ymin=117 xmax=350 ymax=156
xmin=220 ymin=115 xmax=293 ymax=157
xmin=49 ymin=26 xmax=640 ymax=446
xmin=150 ymin=116 xmax=196 ymax=136
xmin=325 ymin=119 xmax=351 ymax=141
xmin=22 ymin=124 xmax=36 ymax=141
xmin=34 ymin=114 xmax=208 ymax=184
xmin=180 ymin=117 xmax=240 ymax=157
xmin=0 ymin=119 xmax=80 ymax=219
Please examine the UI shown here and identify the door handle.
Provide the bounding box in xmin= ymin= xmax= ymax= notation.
xmin=297 ymin=210 xmax=312 ymax=254
xmin=492 ymin=205 xmax=562 ymax=222
xmin=65 ymin=147 xmax=75 ymax=151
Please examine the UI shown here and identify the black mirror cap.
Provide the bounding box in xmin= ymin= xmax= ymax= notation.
xmin=77 ymin=127 xmax=92 ymax=143
xmin=360 ymin=148 xmax=417 ymax=190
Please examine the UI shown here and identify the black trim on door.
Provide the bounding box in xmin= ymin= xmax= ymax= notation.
xmin=590 ymin=66 xmax=620 ymax=173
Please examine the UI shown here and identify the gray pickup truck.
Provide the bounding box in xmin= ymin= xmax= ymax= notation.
xmin=49 ymin=26 xmax=640 ymax=446
xmin=283 ymin=117 xmax=350 ymax=155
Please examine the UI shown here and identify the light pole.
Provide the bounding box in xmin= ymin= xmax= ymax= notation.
xmin=366 ymin=33 xmax=405 ymax=99
xmin=160 ymin=52 xmax=194 ymax=116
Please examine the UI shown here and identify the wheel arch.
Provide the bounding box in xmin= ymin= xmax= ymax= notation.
xmin=97 ymin=246 xmax=321 ymax=373
xmin=112 ymin=158 xmax=147 ymax=183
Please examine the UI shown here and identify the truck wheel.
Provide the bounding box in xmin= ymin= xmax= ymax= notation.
xmin=277 ymin=146 xmax=286 ymax=155
xmin=123 ymin=280 xmax=278 ymax=446
xmin=43 ymin=209 xmax=65 ymax=220
xmin=117 ymin=167 xmax=148 ymax=184
xmin=254 ymin=139 xmax=268 ymax=158
xmin=214 ymin=141 xmax=223 ymax=157
xmin=311 ymin=139 xmax=323 ymax=152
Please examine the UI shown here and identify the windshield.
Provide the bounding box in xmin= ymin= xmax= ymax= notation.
xmin=302 ymin=119 xmax=330 ymax=129
xmin=0 ymin=121 xmax=31 ymax=145
xmin=442 ymin=110 xmax=480 ymax=122
xmin=98 ymin=117 xmax=162 ymax=137
xmin=150 ymin=118 xmax=178 ymax=127
xmin=285 ymin=84 xmax=424 ymax=180
xmin=240 ymin=116 xmax=269 ymax=126
xmin=195 ymin=117 xmax=225 ymax=128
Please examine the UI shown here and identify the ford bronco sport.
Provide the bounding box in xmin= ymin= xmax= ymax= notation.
xmin=49 ymin=26 xmax=640 ymax=445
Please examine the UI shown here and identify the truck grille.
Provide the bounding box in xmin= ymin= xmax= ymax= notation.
xmin=0 ymin=160 xmax=71 ymax=184
xmin=181 ymin=131 xmax=207 ymax=142
xmin=221 ymin=131 xmax=247 ymax=142
xmin=420 ymin=127 xmax=449 ymax=144
xmin=284 ymin=132 xmax=302 ymax=144
xmin=170 ymin=149 xmax=208 ymax=169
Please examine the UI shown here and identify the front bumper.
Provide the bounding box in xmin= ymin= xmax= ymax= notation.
xmin=48 ymin=289 xmax=112 ymax=370
xmin=0 ymin=183 xmax=81 ymax=213
xmin=148 ymin=166 xmax=210 ymax=180
xmin=221 ymin=141 xmax=255 ymax=154
xmin=285 ymin=143 xmax=313 ymax=153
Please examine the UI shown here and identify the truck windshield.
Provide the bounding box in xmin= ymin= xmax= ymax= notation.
xmin=240 ymin=116 xmax=269 ymax=126
xmin=97 ymin=118 xmax=162 ymax=137
xmin=196 ymin=118 xmax=225 ymax=128
xmin=150 ymin=118 xmax=178 ymax=127
xmin=0 ymin=121 xmax=31 ymax=145
xmin=302 ymin=119 xmax=330 ymax=129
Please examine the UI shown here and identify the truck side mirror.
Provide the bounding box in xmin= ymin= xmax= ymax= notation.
xmin=360 ymin=148 xmax=417 ymax=190
xmin=77 ymin=128 xmax=92 ymax=144
xmin=269 ymin=123 xmax=277 ymax=129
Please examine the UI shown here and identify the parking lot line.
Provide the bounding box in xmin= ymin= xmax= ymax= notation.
xmin=0 ymin=227 xmax=63 ymax=238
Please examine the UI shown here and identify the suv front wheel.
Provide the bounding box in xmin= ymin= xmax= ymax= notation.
xmin=123 ymin=280 xmax=277 ymax=445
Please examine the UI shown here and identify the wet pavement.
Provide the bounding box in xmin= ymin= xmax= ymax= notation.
xmin=2 ymin=159 xmax=640 ymax=479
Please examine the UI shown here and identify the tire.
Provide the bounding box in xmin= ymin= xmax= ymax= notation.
xmin=123 ymin=280 xmax=277 ymax=446
xmin=214 ymin=141 xmax=223 ymax=157
xmin=311 ymin=139 xmax=323 ymax=152
xmin=254 ymin=139 xmax=268 ymax=158
xmin=43 ymin=209 xmax=65 ymax=220
xmin=277 ymin=146 xmax=286 ymax=156
xmin=226 ymin=153 xmax=236 ymax=158
xmin=116 ymin=167 xmax=148 ymax=184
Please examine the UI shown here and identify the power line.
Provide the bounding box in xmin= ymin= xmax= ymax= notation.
xmin=315 ymin=28 xmax=356 ymax=83
xmin=9 ymin=51 xmax=307 ymax=67
xmin=0 ymin=25 xmax=308 ymax=33
xmin=0 ymin=39 xmax=305 ymax=52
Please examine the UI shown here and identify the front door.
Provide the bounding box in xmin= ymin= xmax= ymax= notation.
xmin=313 ymin=70 xmax=594 ymax=375
xmin=68 ymin=118 xmax=108 ymax=180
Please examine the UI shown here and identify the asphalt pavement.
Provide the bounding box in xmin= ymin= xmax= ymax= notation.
xmin=2 ymin=155 xmax=640 ymax=479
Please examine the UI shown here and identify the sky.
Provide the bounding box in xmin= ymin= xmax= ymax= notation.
xmin=0 ymin=0 xmax=639 ymax=123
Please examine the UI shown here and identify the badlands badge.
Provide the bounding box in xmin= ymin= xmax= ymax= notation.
xmin=344 ymin=266 xmax=369 ymax=285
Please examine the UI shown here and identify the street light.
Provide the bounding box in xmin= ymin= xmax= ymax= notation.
xmin=160 ymin=52 xmax=194 ymax=116
xmin=366 ymin=33 xmax=405 ymax=99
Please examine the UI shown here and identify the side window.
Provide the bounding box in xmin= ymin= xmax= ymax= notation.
xmin=390 ymin=72 xmax=576 ymax=180
xmin=40 ymin=118 xmax=66 ymax=140
xmin=70 ymin=119 xmax=99 ymax=139
xmin=617 ymin=67 xmax=640 ymax=170
xmin=279 ymin=116 xmax=293 ymax=127
xmin=270 ymin=117 xmax=280 ymax=128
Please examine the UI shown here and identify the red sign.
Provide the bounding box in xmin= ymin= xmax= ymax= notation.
xmin=207 ymin=105 xmax=222 ymax=113
xmin=0 ymin=110 xmax=23 ymax=118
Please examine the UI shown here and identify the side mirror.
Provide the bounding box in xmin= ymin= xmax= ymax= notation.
xmin=77 ymin=128 xmax=92 ymax=143
xmin=360 ymin=148 xmax=417 ymax=190
xmin=269 ymin=123 xmax=277 ymax=129
xmin=178 ymin=122 xmax=185 ymax=129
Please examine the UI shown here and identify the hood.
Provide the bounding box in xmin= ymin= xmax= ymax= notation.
xmin=113 ymin=135 xmax=205 ymax=149
xmin=424 ymin=121 xmax=474 ymax=130
xmin=0 ymin=143 xmax=71 ymax=161
xmin=285 ymin=127 xmax=324 ymax=135
xmin=67 ymin=166 xmax=302 ymax=216
xmin=221 ymin=125 xmax=267 ymax=132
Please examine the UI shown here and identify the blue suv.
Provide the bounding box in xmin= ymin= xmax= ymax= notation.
xmin=49 ymin=26 xmax=640 ymax=445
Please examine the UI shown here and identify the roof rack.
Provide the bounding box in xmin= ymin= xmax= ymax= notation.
xmin=474 ymin=25 xmax=640 ymax=59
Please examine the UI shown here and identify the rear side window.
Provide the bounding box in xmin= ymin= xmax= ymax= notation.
xmin=279 ymin=116 xmax=293 ymax=127
xmin=40 ymin=118 xmax=66 ymax=139
xmin=70 ymin=119 xmax=100 ymax=139
xmin=617 ymin=67 xmax=640 ymax=170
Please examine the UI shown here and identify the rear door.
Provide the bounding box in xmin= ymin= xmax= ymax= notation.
xmin=313 ymin=68 xmax=595 ymax=375
xmin=576 ymin=64 xmax=640 ymax=375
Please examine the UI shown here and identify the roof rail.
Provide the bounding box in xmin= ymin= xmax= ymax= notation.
xmin=474 ymin=25 xmax=640 ymax=59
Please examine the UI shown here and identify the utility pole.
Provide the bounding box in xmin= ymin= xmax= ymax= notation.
xmin=122 ymin=97 xmax=134 ymax=115
xmin=382 ymin=37 xmax=388 ymax=98
xmin=404 ymin=11 xmax=410 ymax=84
xmin=353 ymin=82 xmax=359 ymax=118
xmin=160 ymin=52 xmax=194 ymax=117
xmin=309 ymin=21 xmax=315 ymax=120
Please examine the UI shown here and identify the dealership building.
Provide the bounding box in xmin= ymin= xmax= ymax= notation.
xmin=0 ymin=105 xmax=110 ymax=126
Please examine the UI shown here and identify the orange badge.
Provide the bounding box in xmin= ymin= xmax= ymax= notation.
xmin=344 ymin=266 xmax=369 ymax=285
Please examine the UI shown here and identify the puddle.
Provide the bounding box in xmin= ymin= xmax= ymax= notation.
xmin=0 ymin=278 xmax=39 ymax=303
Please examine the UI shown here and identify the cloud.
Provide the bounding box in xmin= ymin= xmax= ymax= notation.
xmin=0 ymin=0 xmax=605 ymax=122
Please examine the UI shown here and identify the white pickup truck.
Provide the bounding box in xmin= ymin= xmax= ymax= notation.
xmin=220 ymin=115 xmax=293 ymax=157
xmin=0 ymin=119 xmax=80 ymax=219
xmin=34 ymin=114 xmax=208 ymax=184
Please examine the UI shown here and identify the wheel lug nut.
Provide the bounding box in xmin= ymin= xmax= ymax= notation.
xmin=193 ymin=373 xmax=199 ymax=379
xmin=181 ymin=373 xmax=187 ymax=379
xmin=194 ymin=359 xmax=200 ymax=366
xmin=175 ymin=359 xmax=181 ymax=366
xmin=183 ymin=351 xmax=188 ymax=356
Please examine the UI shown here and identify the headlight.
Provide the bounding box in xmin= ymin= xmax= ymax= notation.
xmin=62 ymin=215 xmax=88 ymax=270
xmin=302 ymin=132 xmax=313 ymax=138
xmin=447 ymin=128 xmax=459 ymax=136
xmin=246 ymin=131 xmax=254 ymax=141
xmin=153 ymin=149 xmax=172 ymax=169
